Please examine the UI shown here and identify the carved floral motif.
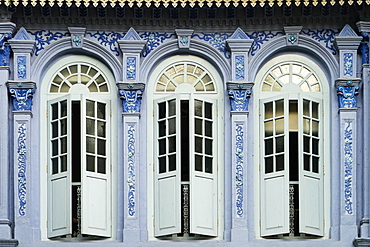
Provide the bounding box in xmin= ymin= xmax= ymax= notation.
xmin=120 ymin=89 xmax=143 ymax=113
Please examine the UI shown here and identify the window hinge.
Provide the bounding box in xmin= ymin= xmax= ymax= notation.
xmin=216 ymin=108 xmax=218 ymax=117
xmin=217 ymin=219 xmax=219 ymax=227
xmin=217 ymin=164 xmax=219 ymax=172
xmin=153 ymin=164 xmax=155 ymax=172
xmin=46 ymin=220 xmax=48 ymax=228
xmin=323 ymin=219 xmax=325 ymax=227
xmin=153 ymin=219 xmax=155 ymax=227
xmin=110 ymin=109 xmax=112 ymax=117
xmin=259 ymin=109 xmax=261 ymax=116
xmin=110 ymin=219 xmax=112 ymax=228
xmin=259 ymin=164 xmax=261 ymax=172
xmin=322 ymin=109 xmax=324 ymax=117
xmin=111 ymin=163 xmax=112 ymax=173
xmin=152 ymin=110 xmax=154 ymax=117
xmin=46 ymin=165 xmax=48 ymax=174
xmin=259 ymin=219 xmax=261 ymax=226
xmin=46 ymin=110 xmax=48 ymax=118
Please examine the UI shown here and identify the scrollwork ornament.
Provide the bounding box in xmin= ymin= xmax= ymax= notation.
xmin=235 ymin=124 xmax=244 ymax=218
xmin=0 ymin=33 xmax=11 ymax=66
xmin=228 ymin=88 xmax=252 ymax=111
xmin=235 ymin=55 xmax=245 ymax=80
xmin=344 ymin=120 xmax=353 ymax=215
xmin=337 ymin=85 xmax=360 ymax=108
xmin=17 ymin=123 xmax=27 ymax=216
xmin=9 ymin=88 xmax=35 ymax=111
xmin=127 ymin=125 xmax=136 ymax=217
xmin=120 ymin=89 xmax=143 ymax=113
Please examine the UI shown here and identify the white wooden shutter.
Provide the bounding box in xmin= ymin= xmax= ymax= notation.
xmin=154 ymin=96 xmax=182 ymax=237
xmin=47 ymin=95 xmax=72 ymax=238
xmin=260 ymin=96 xmax=290 ymax=237
xmin=299 ymin=95 xmax=324 ymax=236
xmin=80 ymin=96 xmax=112 ymax=237
xmin=189 ymin=96 xmax=217 ymax=236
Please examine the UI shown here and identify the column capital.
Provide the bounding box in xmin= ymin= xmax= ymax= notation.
xmin=118 ymin=83 xmax=145 ymax=114
xmin=227 ymin=82 xmax=253 ymax=112
xmin=6 ymin=81 xmax=36 ymax=112
xmin=336 ymin=83 xmax=360 ymax=109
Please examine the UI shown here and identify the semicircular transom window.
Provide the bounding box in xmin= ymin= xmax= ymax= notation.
xmin=261 ymin=62 xmax=321 ymax=93
xmin=49 ymin=63 xmax=109 ymax=93
xmin=155 ymin=62 xmax=216 ymax=92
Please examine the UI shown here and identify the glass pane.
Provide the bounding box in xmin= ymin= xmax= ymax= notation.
xmin=195 ymin=119 xmax=202 ymax=135
xmin=86 ymin=137 xmax=95 ymax=154
xmin=169 ymin=154 xmax=176 ymax=171
xmin=313 ymin=157 xmax=319 ymax=173
xmin=158 ymin=102 xmax=166 ymax=119
xmin=60 ymin=137 xmax=67 ymax=154
xmin=275 ymin=136 xmax=284 ymax=153
xmin=304 ymin=136 xmax=310 ymax=153
xmin=60 ymin=83 xmax=70 ymax=93
xmin=276 ymin=154 xmax=284 ymax=171
xmin=262 ymin=83 xmax=271 ymax=92
xmin=265 ymin=138 xmax=273 ymax=155
xmin=159 ymin=157 xmax=166 ymax=173
xmin=97 ymin=102 xmax=105 ymax=119
xmin=61 ymin=100 xmax=67 ymax=117
xmin=86 ymin=119 xmax=95 ymax=135
xmin=60 ymin=119 xmax=67 ymax=136
xmin=168 ymin=136 xmax=176 ymax=153
xmin=89 ymin=83 xmax=98 ymax=92
xmin=99 ymin=83 xmax=108 ymax=92
xmin=86 ymin=100 xmax=95 ymax=117
xmin=275 ymin=118 xmax=284 ymax=135
xmin=195 ymin=155 xmax=203 ymax=171
xmin=168 ymin=99 xmax=176 ymax=117
xmin=303 ymin=118 xmax=310 ymax=135
xmin=168 ymin=118 xmax=176 ymax=135
xmin=195 ymin=100 xmax=203 ymax=117
xmin=264 ymin=102 xmax=273 ymax=119
xmin=205 ymin=139 xmax=212 ymax=155
xmin=97 ymin=121 xmax=106 ymax=138
xmin=313 ymin=138 xmax=319 ymax=155
xmin=86 ymin=155 xmax=95 ymax=172
xmin=205 ymin=157 xmax=212 ymax=173
xmin=303 ymin=100 xmax=310 ymax=117
xmin=69 ymin=65 xmax=78 ymax=74
xmin=159 ymin=139 xmax=166 ymax=155
xmin=312 ymin=102 xmax=319 ymax=119
xmin=264 ymin=121 xmax=273 ymax=137
xmin=275 ymin=100 xmax=284 ymax=117
xmin=265 ymin=157 xmax=273 ymax=173
xmin=158 ymin=120 xmax=166 ymax=137
xmin=51 ymin=103 xmax=58 ymax=120
xmin=52 ymin=140 xmax=58 ymax=156
xmin=52 ymin=122 xmax=58 ymax=138
xmin=312 ymin=120 xmax=319 ymax=137
xmin=195 ymin=137 xmax=203 ymax=153
xmin=205 ymin=120 xmax=212 ymax=137
xmin=289 ymin=101 xmax=298 ymax=132
xmin=61 ymin=155 xmax=67 ymax=172
xmin=97 ymin=139 xmax=106 ymax=156
xmin=52 ymin=158 xmax=58 ymax=174
xmin=205 ymin=102 xmax=212 ymax=119
xmin=304 ymin=154 xmax=310 ymax=171
xmin=272 ymin=82 xmax=282 ymax=92
xmin=98 ymin=157 xmax=106 ymax=174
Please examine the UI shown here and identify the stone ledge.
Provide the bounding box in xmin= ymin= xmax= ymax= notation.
xmin=0 ymin=239 xmax=18 ymax=247
xmin=354 ymin=238 xmax=370 ymax=247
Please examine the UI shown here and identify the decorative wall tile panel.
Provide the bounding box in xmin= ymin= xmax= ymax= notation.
xmin=344 ymin=120 xmax=353 ymax=215
xmin=17 ymin=123 xmax=27 ymax=216
xmin=235 ymin=123 xmax=244 ymax=218
xmin=17 ymin=56 xmax=27 ymax=79
xmin=127 ymin=125 xmax=136 ymax=217
xmin=126 ymin=57 xmax=136 ymax=80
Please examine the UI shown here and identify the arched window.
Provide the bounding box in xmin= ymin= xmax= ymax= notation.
xmin=256 ymin=55 xmax=328 ymax=238
xmin=45 ymin=56 xmax=114 ymax=239
xmin=148 ymin=56 xmax=224 ymax=239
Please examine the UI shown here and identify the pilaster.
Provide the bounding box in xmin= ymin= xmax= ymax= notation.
xmin=227 ymin=82 xmax=252 ymax=242
xmin=335 ymin=24 xmax=362 ymax=242
xmin=0 ymin=22 xmax=16 ymax=243
xmin=355 ymin=21 xmax=370 ymax=245
xmin=6 ymin=81 xmax=36 ymax=244
xmin=118 ymin=29 xmax=146 ymax=242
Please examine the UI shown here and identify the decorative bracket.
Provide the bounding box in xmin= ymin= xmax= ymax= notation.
xmin=175 ymin=29 xmax=194 ymax=49
xmin=227 ymin=82 xmax=253 ymax=112
xmin=7 ymin=81 xmax=36 ymax=112
xmin=117 ymin=82 xmax=145 ymax=113
xmin=0 ymin=32 xmax=11 ymax=66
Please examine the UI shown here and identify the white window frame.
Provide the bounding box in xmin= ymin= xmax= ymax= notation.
xmin=147 ymin=55 xmax=225 ymax=240
xmin=253 ymin=54 xmax=331 ymax=239
xmin=40 ymin=55 xmax=118 ymax=241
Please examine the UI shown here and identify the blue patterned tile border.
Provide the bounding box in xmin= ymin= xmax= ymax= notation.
xmin=301 ymin=29 xmax=340 ymax=55
xmin=344 ymin=120 xmax=353 ymax=215
xmin=127 ymin=125 xmax=136 ymax=218
xmin=87 ymin=31 xmax=125 ymax=56
xmin=139 ymin=32 xmax=176 ymax=57
xmin=28 ymin=30 xmax=68 ymax=56
xmin=17 ymin=123 xmax=27 ymax=216
xmin=235 ymin=123 xmax=244 ymax=218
